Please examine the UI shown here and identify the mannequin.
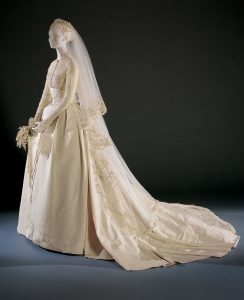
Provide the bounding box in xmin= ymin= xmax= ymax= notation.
xmin=33 ymin=23 xmax=74 ymax=133
xmin=17 ymin=18 xmax=240 ymax=271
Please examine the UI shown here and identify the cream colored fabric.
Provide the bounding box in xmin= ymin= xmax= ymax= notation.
xmin=17 ymin=52 xmax=240 ymax=271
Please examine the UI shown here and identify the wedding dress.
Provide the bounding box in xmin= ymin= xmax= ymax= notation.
xmin=17 ymin=19 xmax=240 ymax=271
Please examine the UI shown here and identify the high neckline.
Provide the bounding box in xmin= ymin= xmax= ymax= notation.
xmin=56 ymin=52 xmax=68 ymax=62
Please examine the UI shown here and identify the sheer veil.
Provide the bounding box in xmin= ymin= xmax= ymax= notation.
xmin=54 ymin=18 xmax=156 ymax=202
xmin=61 ymin=21 xmax=107 ymax=128
xmin=15 ymin=19 xmax=240 ymax=272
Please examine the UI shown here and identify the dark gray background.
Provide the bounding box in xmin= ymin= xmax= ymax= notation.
xmin=1 ymin=0 xmax=244 ymax=210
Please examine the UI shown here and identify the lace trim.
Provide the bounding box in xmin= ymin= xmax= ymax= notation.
xmin=77 ymin=103 xmax=107 ymax=128
xmin=87 ymin=100 xmax=107 ymax=118
xmin=169 ymin=203 xmax=237 ymax=233
xmin=72 ymin=104 xmax=137 ymax=233
xmin=85 ymin=126 xmax=137 ymax=234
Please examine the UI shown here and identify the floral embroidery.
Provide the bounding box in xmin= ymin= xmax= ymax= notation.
xmin=84 ymin=124 xmax=137 ymax=234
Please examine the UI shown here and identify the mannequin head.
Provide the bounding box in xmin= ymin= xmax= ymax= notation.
xmin=48 ymin=19 xmax=73 ymax=49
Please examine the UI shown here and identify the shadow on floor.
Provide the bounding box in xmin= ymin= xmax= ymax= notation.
xmin=0 ymin=200 xmax=243 ymax=300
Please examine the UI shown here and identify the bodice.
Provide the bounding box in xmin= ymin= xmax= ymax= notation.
xmin=50 ymin=87 xmax=66 ymax=104
xmin=34 ymin=52 xmax=79 ymax=127
xmin=48 ymin=55 xmax=78 ymax=105
xmin=49 ymin=87 xmax=79 ymax=105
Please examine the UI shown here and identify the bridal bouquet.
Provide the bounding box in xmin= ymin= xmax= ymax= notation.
xmin=16 ymin=117 xmax=37 ymax=151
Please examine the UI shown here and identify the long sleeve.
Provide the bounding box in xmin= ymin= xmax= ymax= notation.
xmin=34 ymin=66 xmax=52 ymax=122
xmin=39 ymin=59 xmax=79 ymax=130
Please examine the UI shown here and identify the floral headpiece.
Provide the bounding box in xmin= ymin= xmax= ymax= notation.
xmin=52 ymin=18 xmax=74 ymax=32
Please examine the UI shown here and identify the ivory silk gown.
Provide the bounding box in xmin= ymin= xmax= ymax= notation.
xmin=17 ymin=52 xmax=240 ymax=271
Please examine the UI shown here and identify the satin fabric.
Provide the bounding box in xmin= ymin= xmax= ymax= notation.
xmin=17 ymin=53 xmax=240 ymax=271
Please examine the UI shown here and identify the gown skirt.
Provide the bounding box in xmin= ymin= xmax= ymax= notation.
xmin=17 ymin=100 xmax=241 ymax=271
